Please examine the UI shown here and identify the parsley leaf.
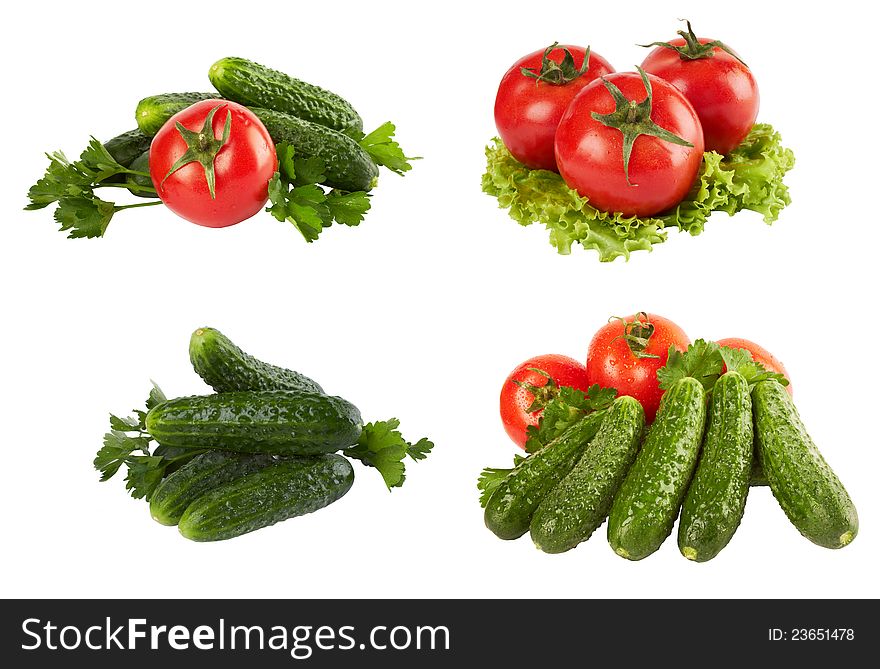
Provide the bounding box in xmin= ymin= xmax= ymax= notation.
xmin=26 ymin=137 xmax=160 ymax=238
xmin=54 ymin=196 xmax=116 ymax=238
xmin=124 ymin=455 xmax=172 ymax=501
xmin=79 ymin=138 xmax=130 ymax=183
xmin=343 ymin=419 xmax=434 ymax=490
xmin=719 ymin=346 xmax=790 ymax=388
xmin=359 ymin=122 xmax=419 ymax=175
xmin=406 ymin=438 xmax=434 ymax=461
xmin=266 ymin=143 xmax=371 ymax=242
xmin=26 ymin=151 xmax=95 ymax=209
xmin=523 ymin=383 xmax=616 ymax=453
xmin=95 ymin=383 xmax=203 ymax=501
xmin=477 ymin=467 xmax=511 ymax=507
xmin=657 ymin=339 xmax=724 ymax=392
xmin=276 ymin=142 xmax=298 ymax=180
xmin=293 ymin=157 xmax=327 ymax=187
xmin=94 ymin=430 xmax=152 ymax=482
xmin=325 ymin=190 xmax=371 ymax=227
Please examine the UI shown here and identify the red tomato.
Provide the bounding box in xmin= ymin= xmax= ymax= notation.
xmin=641 ymin=24 xmax=759 ymax=154
xmin=716 ymin=337 xmax=792 ymax=394
xmin=554 ymin=70 xmax=704 ymax=217
xmin=586 ymin=313 xmax=690 ymax=422
xmin=500 ymin=354 xmax=591 ymax=449
xmin=494 ymin=44 xmax=614 ymax=172
xmin=150 ymin=99 xmax=277 ymax=228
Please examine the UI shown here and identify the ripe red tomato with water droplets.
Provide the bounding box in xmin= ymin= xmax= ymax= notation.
xmin=640 ymin=21 xmax=759 ymax=154
xmin=150 ymin=99 xmax=277 ymax=228
xmin=554 ymin=70 xmax=704 ymax=217
xmin=585 ymin=313 xmax=690 ymax=422
xmin=716 ymin=337 xmax=792 ymax=395
xmin=494 ymin=44 xmax=614 ymax=172
xmin=500 ymin=354 xmax=591 ymax=449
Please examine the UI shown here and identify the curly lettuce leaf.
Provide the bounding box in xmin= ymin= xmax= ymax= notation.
xmin=483 ymin=123 xmax=794 ymax=261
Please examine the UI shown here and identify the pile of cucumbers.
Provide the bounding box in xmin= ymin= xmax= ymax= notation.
xmin=482 ymin=341 xmax=858 ymax=561
xmin=96 ymin=327 xmax=432 ymax=542
xmin=120 ymin=57 xmax=394 ymax=195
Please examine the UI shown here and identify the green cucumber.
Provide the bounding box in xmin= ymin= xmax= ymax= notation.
xmin=530 ymin=396 xmax=644 ymax=554
xmin=189 ymin=327 xmax=323 ymax=394
xmin=678 ymin=372 xmax=753 ymax=562
xmin=152 ymin=445 xmax=200 ymax=478
xmin=145 ymin=390 xmax=362 ymax=454
xmin=484 ymin=411 xmax=606 ymax=540
xmin=178 ymin=454 xmax=354 ymax=541
xmin=750 ymin=459 xmax=768 ymax=486
xmin=150 ymin=451 xmax=279 ymax=526
xmin=135 ymin=92 xmax=216 ymax=136
xmin=124 ymin=151 xmax=157 ymax=198
xmin=103 ymin=129 xmax=153 ymax=167
xmin=753 ymin=380 xmax=858 ymax=549
xmin=135 ymin=94 xmax=378 ymax=192
xmin=254 ymin=108 xmax=378 ymax=191
xmin=607 ymin=377 xmax=707 ymax=561
xmin=101 ymin=129 xmax=153 ymax=187
xmin=208 ymin=57 xmax=363 ymax=137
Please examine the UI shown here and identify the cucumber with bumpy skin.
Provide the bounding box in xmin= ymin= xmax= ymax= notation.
xmin=190 ymin=327 xmax=323 ymax=395
xmin=530 ymin=396 xmax=644 ymax=554
xmin=103 ymin=129 xmax=153 ymax=168
xmin=135 ymin=92 xmax=216 ymax=136
xmin=607 ymin=377 xmax=707 ymax=561
xmin=484 ymin=411 xmax=606 ymax=540
xmin=678 ymin=372 xmax=752 ymax=562
xmin=145 ymin=390 xmax=362 ymax=454
xmin=124 ymin=151 xmax=157 ymax=198
xmin=209 ymin=57 xmax=363 ymax=137
xmin=753 ymin=379 xmax=858 ymax=549
xmin=150 ymin=451 xmax=279 ymax=526
xmin=254 ymin=108 xmax=378 ymax=192
xmin=178 ymin=454 xmax=354 ymax=541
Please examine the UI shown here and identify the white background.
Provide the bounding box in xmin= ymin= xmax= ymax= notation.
xmin=1 ymin=0 xmax=877 ymax=599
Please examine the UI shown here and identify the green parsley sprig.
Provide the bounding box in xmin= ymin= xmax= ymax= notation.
xmin=344 ymin=419 xmax=434 ymax=490
xmin=26 ymin=138 xmax=160 ymax=238
xmin=358 ymin=122 xmax=420 ymax=175
xmin=658 ymin=339 xmax=790 ymax=393
xmin=266 ymin=142 xmax=372 ymax=241
xmin=94 ymin=383 xmax=205 ymax=501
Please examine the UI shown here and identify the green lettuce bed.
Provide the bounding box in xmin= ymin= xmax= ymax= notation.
xmin=482 ymin=123 xmax=795 ymax=261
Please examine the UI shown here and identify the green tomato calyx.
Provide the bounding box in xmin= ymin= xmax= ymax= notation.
xmin=590 ymin=67 xmax=694 ymax=185
xmin=161 ymin=104 xmax=232 ymax=199
xmin=521 ymin=43 xmax=592 ymax=85
xmin=610 ymin=312 xmax=660 ymax=360
xmin=639 ymin=19 xmax=747 ymax=65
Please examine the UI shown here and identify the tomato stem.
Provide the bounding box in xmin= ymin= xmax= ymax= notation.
xmin=98 ymin=182 xmax=157 ymax=195
xmin=521 ymin=43 xmax=592 ymax=85
xmin=160 ymin=103 xmax=232 ymax=199
xmin=514 ymin=368 xmax=562 ymax=413
xmin=590 ymin=67 xmax=694 ymax=185
xmin=610 ymin=312 xmax=661 ymax=360
xmin=114 ymin=201 xmax=163 ymax=212
xmin=639 ymin=19 xmax=746 ymax=65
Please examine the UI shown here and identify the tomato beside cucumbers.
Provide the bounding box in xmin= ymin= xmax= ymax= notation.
xmin=499 ymin=354 xmax=591 ymax=449
xmin=554 ymin=69 xmax=704 ymax=217
xmin=717 ymin=337 xmax=792 ymax=394
xmin=641 ymin=21 xmax=759 ymax=155
xmin=585 ymin=313 xmax=690 ymax=422
xmin=494 ymin=44 xmax=614 ymax=172
xmin=150 ymin=99 xmax=277 ymax=228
